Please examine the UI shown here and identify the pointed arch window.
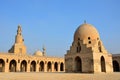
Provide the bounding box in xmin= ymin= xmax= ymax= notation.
xmin=77 ymin=42 xmax=81 ymax=53
xmin=98 ymin=41 xmax=102 ymax=52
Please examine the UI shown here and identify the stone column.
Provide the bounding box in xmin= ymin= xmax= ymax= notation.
xmin=36 ymin=63 xmax=39 ymax=72
xmin=52 ymin=62 xmax=54 ymax=72
xmin=5 ymin=63 xmax=9 ymax=72
xmin=27 ymin=61 xmax=30 ymax=72
xmin=44 ymin=61 xmax=47 ymax=72
xmin=17 ymin=62 xmax=20 ymax=72
xmin=58 ymin=62 xmax=60 ymax=72
xmin=63 ymin=63 xmax=65 ymax=72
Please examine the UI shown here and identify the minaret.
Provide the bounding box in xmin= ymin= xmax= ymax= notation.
xmin=15 ymin=25 xmax=24 ymax=44
xmin=8 ymin=25 xmax=27 ymax=55
xmin=42 ymin=46 xmax=46 ymax=56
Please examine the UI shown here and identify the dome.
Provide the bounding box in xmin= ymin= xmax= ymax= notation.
xmin=74 ymin=23 xmax=100 ymax=41
xmin=34 ymin=50 xmax=43 ymax=56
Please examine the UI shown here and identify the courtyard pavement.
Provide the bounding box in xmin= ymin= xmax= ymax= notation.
xmin=0 ymin=72 xmax=120 ymax=80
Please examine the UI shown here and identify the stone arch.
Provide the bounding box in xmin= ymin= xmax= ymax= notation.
xmin=60 ymin=62 xmax=64 ymax=71
xmin=20 ymin=60 xmax=27 ymax=72
xmin=47 ymin=61 xmax=51 ymax=72
xmin=113 ymin=60 xmax=119 ymax=72
xmin=54 ymin=62 xmax=58 ymax=71
xmin=0 ymin=59 xmax=5 ymax=72
xmin=101 ymin=56 xmax=106 ymax=72
xmin=39 ymin=61 xmax=44 ymax=71
xmin=9 ymin=59 xmax=17 ymax=72
xmin=75 ymin=56 xmax=82 ymax=72
xmin=30 ymin=61 xmax=36 ymax=72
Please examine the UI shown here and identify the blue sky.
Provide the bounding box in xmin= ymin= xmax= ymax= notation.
xmin=0 ymin=0 xmax=120 ymax=57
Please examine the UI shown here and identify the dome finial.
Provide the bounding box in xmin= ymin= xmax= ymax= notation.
xmin=84 ymin=20 xmax=86 ymax=24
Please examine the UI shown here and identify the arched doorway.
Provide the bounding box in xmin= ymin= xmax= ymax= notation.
xmin=9 ymin=60 xmax=17 ymax=72
xmin=113 ymin=60 xmax=119 ymax=72
xmin=75 ymin=56 xmax=82 ymax=72
xmin=47 ymin=61 xmax=51 ymax=72
xmin=20 ymin=60 xmax=27 ymax=72
xmin=0 ymin=59 xmax=5 ymax=72
xmin=40 ymin=61 xmax=44 ymax=71
xmin=54 ymin=62 xmax=58 ymax=71
xmin=30 ymin=61 xmax=36 ymax=72
xmin=60 ymin=62 xmax=64 ymax=71
xmin=101 ymin=56 xmax=106 ymax=72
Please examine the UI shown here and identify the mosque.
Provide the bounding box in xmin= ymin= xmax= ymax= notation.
xmin=0 ymin=25 xmax=64 ymax=72
xmin=65 ymin=22 xmax=120 ymax=73
xmin=0 ymin=22 xmax=120 ymax=73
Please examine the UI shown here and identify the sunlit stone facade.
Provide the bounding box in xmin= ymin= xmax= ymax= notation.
xmin=0 ymin=23 xmax=120 ymax=73
xmin=65 ymin=23 xmax=120 ymax=73
xmin=0 ymin=25 xmax=64 ymax=72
